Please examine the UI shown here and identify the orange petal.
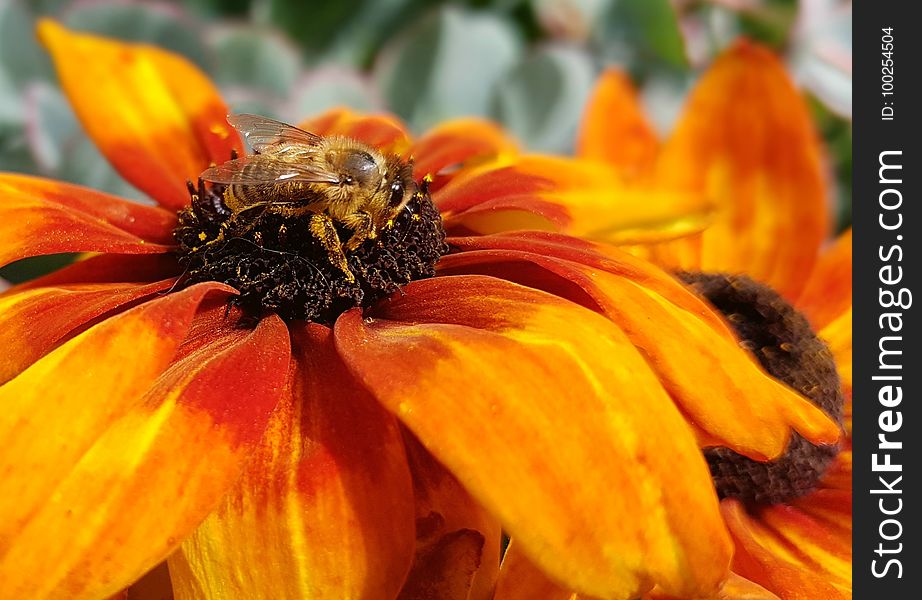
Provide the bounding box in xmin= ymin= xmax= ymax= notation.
xmin=820 ymin=307 xmax=852 ymax=427
xmin=796 ymin=229 xmax=852 ymax=330
xmin=792 ymin=488 xmax=852 ymax=539
xmin=0 ymin=174 xmax=177 ymax=242
xmin=577 ymin=68 xmax=659 ymax=177
xmin=494 ymin=541 xmax=583 ymax=600
xmin=0 ymin=177 xmax=175 ymax=267
xmin=411 ymin=118 xmax=519 ymax=192
xmin=336 ymin=276 xmax=732 ymax=599
xmin=12 ymin=253 xmax=179 ymax=289
xmin=495 ymin=552 xmax=781 ymax=600
xmin=37 ymin=20 xmax=241 ymax=209
xmin=0 ymin=283 xmax=292 ymax=599
xmin=169 ymin=323 xmax=415 ymax=600
xmin=722 ymin=500 xmax=850 ymax=600
xmin=434 ymin=156 xmax=712 ymax=244
xmin=297 ymin=107 xmax=413 ymax=157
xmin=650 ymin=41 xmax=830 ymax=300
xmin=647 ymin=573 xmax=782 ymax=600
xmin=0 ymin=279 xmax=174 ymax=385
xmin=442 ymin=233 xmax=841 ymax=459
xmin=397 ymin=529 xmax=486 ymax=600
xmin=403 ymin=432 xmax=502 ymax=600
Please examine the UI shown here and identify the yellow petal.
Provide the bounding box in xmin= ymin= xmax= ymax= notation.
xmin=402 ymin=432 xmax=502 ymax=600
xmin=434 ymin=156 xmax=712 ymax=245
xmin=169 ymin=324 xmax=416 ymax=600
xmin=493 ymin=541 xmax=584 ymax=600
xmin=649 ymin=41 xmax=830 ymax=300
xmin=722 ymin=500 xmax=850 ymax=600
xmin=37 ymin=20 xmax=241 ymax=209
xmin=443 ymin=232 xmax=841 ymax=459
xmin=797 ymin=229 xmax=852 ymax=331
xmin=0 ymin=285 xmax=292 ymax=599
xmin=336 ymin=275 xmax=732 ymax=599
xmin=577 ymin=68 xmax=659 ymax=178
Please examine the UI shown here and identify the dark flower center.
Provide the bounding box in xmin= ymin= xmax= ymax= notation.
xmin=172 ymin=179 xmax=448 ymax=324
xmin=678 ymin=272 xmax=844 ymax=505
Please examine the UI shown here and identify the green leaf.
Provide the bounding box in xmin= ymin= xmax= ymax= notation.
xmin=63 ymin=1 xmax=209 ymax=67
xmin=736 ymin=0 xmax=798 ymax=48
xmin=265 ymin=0 xmax=365 ymax=54
xmin=23 ymin=82 xmax=79 ymax=172
xmin=0 ymin=254 xmax=78 ymax=284
xmin=222 ymin=87 xmax=286 ymax=120
xmin=375 ymin=6 xmax=522 ymax=132
xmin=286 ymin=68 xmax=381 ymax=120
xmin=489 ymin=44 xmax=596 ymax=153
xmin=0 ymin=0 xmax=54 ymax=84
xmin=205 ymin=25 xmax=302 ymax=97
xmin=595 ymin=0 xmax=687 ymax=69
xmin=0 ymin=67 xmax=23 ymax=128
xmin=57 ymin=134 xmax=146 ymax=203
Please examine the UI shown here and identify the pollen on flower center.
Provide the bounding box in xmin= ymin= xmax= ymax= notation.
xmin=172 ymin=179 xmax=448 ymax=324
xmin=678 ymin=272 xmax=844 ymax=505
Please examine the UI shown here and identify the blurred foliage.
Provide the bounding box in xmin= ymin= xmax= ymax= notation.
xmin=0 ymin=0 xmax=852 ymax=283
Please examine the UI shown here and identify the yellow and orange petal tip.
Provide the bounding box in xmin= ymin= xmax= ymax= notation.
xmin=37 ymin=19 xmax=240 ymax=210
xmin=650 ymin=38 xmax=830 ymax=300
xmin=577 ymin=67 xmax=659 ymax=176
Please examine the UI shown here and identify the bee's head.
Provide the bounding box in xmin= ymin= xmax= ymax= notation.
xmin=384 ymin=155 xmax=417 ymax=213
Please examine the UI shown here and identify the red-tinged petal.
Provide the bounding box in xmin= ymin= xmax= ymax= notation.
xmin=0 ymin=284 xmax=232 ymax=590
xmin=298 ymin=107 xmax=413 ymax=156
xmin=0 ymin=306 xmax=290 ymax=600
xmin=403 ymin=432 xmax=502 ymax=600
xmin=411 ymin=118 xmax=519 ymax=192
xmin=0 ymin=279 xmax=174 ymax=385
xmin=336 ymin=275 xmax=732 ymax=600
xmin=442 ymin=233 xmax=841 ymax=459
xmin=13 ymin=253 xmax=180 ymax=288
xmin=795 ymin=230 xmax=852 ymax=330
xmin=722 ymin=500 xmax=850 ymax=600
xmin=577 ymin=68 xmax=659 ymax=177
xmin=792 ymin=488 xmax=852 ymax=539
xmin=433 ymin=156 xmax=712 ymax=245
xmin=37 ymin=20 xmax=241 ymax=210
xmin=493 ymin=542 xmax=583 ymax=600
xmin=0 ymin=174 xmax=177 ymax=242
xmin=169 ymin=323 xmax=415 ymax=600
xmin=0 ymin=187 xmax=173 ymax=268
xmin=397 ymin=529 xmax=486 ymax=600
xmin=651 ymin=41 xmax=830 ymax=300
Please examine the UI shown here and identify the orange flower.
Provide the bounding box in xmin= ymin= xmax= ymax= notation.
xmin=490 ymin=40 xmax=851 ymax=600
xmin=0 ymin=23 xmax=840 ymax=600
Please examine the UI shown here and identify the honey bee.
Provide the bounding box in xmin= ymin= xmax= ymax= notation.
xmin=199 ymin=114 xmax=420 ymax=282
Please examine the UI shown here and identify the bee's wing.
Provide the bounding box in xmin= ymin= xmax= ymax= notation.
xmin=201 ymin=156 xmax=341 ymax=185
xmin=227 ymin=114 xmax=324 ymax=154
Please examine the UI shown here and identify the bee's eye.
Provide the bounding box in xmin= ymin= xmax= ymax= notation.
xmin=389 ymin=180 xmax=405 ymax=206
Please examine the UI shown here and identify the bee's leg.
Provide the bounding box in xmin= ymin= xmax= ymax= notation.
xmin=309 ymin=213 xmax=354 ymax=282
xmin=341 ymin=212 xmax=376 ymax=251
